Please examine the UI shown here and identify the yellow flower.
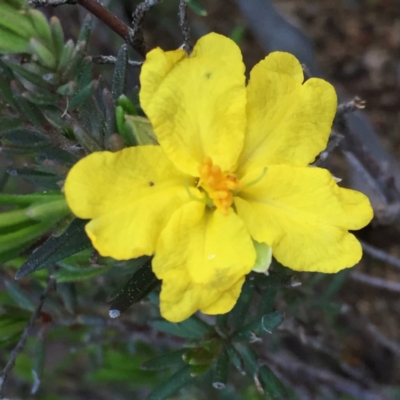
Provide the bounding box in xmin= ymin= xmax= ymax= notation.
xmin=64 ymin=33 xmax=373 ymax=322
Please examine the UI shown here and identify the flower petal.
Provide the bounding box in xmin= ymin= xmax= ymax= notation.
xmin=64 ymin=146 xmax=193 ymax=259
xmin=152 ymin=202 xmax=256 ymax=322
xmin=140 ymin=33 xmax=247 ymax=176
xmin=235 ymin=165 xmax=373 ymax=273
xmin=237 ymin=52 xmax=337 ymax=175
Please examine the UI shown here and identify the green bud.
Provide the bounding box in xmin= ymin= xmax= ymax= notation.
xmin=125 ymin=116 xmax=158 ymax=145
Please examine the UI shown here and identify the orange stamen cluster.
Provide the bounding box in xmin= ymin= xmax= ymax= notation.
xmin=198 ymin=157 xmax=243 ymax=214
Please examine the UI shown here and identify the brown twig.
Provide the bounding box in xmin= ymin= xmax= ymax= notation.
xmin=361 ymin=240 xmax=400 ymax=270
xmin=131 ymin=0 xmax=163 ymax=58
xmin=264 ymin=352 xmax=389 ymax=400
xmin=76 ymin=0 xmax=142 ymax=55
xmin=0 ymin=277 xmax=55 ymax=399
xmin=178 ymin=0 xmax=192 ymax=54
xmin=350 ymin=271 xmax=400 ymax=293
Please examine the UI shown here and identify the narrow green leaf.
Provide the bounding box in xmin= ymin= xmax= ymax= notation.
xmin=11 ymin=85 xmax=46 ymax=128
xmin=0 ymin=116 xmax=22 ymax=131
xmin=30 ymin=9 xmax=52 ymax=46
xmin=259 ymin=365 xmax=294 ymax=400
xmin=0 ymin=220 xmax=53 ymax=254
xmin=6 ymin=62 xmax=54 ymax=90
xmin=152 ymin=316 xmax=212 ymax=339
xmin=15 ymin=218 xmax=92 ymax=279
xmin=57 ymin=39 xmax=75 ymax=74
xmin=5 ymin=281 xmax=35 ymax=311
xmin=212 ymin=350 xmax=229 ymax=389
xmin=230 ymin=277 xmax=254 ymax=331
xmin=31 ymin=335 xmax=46 ymax=394
xmin=26 ymin=199 xmax=70 ymax=222
xmin=8 ymin=168 xmax=60 ymax=190
xmin=0 ymin=75 xmax=17 ymax=109
xmin=0 ymin=192 xmax=62 ymax=206
xmin=77 ymin=14 xmax=92 ymax=50
xmin=109 ymin=259 xmax=159 ymax=317
xmin=1 ymin=128 xmax=49 ymax=148
xmin=226 ymin=344 xmax=245 ymax=375
xmin=147 ymin=365 xmax=192 ymax=400
xmin=253 ymin=270 xmax=301 ymax=289
xmin=37 ymin=146 xmax=78 ymax=166
xmin=61 ymin=40 xmax=86 ymax=82
xmin=0 ymin=5 xmax=35 ymax=39
xmin=183 ymin=0 xmax=207 ymax=16
xmin=49 ymin=16 xmax=64 ymax=63
xmin=57 ymin=282 xmax=76 ymax=314
xmin=141 ymin=349 xmax=186 ymax=371
xmin=54 ymin=265 xmax=109 ymax=283
xmin=73 ymin=125 xmax=102 ymax=153
xmin=0 ymin=208 xmax=30 ymax=229
xmin=112 ymin=44 xmax=128 ymax=104
xmin=232 ymin=311 xmax=283 ymax=343
xmin=30 ymin=38 xmax=57 ymax=70
xmin=69 ymin=80 xmax=96 ymax=111
xmin=22 ymin=90 xmax=59 ymax=106
xmin=258 ymin=288 xmax=277 ymax=315
xmin=0 ymin=27 xmax=29 ymax=53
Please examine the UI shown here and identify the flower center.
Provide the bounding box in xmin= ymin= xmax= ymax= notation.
xmin=197 ymin=157 xmax=243 ymax=214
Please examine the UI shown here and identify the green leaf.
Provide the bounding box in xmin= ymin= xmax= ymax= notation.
xmin=15 ymin=218 xmax=92 ymax=279
xmin=1 ymin=128 xmax=49 ymax=148
xmin=26 ymin=199 xmax=70 ymax=222
xmin=147 ymin=365 xmax=192 ymax=400
xmin=259 ymin=365 xmax=294 ymax=400
xmin=8 ymin=168 xmax=60 ymax=190
xmin=225 ymin=344 xmax=245 ymax=375
xmin=230 ymin=277 xmax=254 ymax=331
xmin=152 ymin=316 xmax=212 ymax=339
xmin=30 ymin=9 xmax=53 ymax=47
xmin=0 ymin=313 xmax=28 ymax=345
xmin=72 ymin=125 xmax=102 ymax=153
xmin=0 ymin=116 xmax=22 ymax=131
xmin=29 ymin=38 xmax=57 ymax=70
xmin=0 ymin=208 xmax=30 ymax=229
xmin=6 ymin=62 xmax=54 ymax=90
xmin=212 ymin=350 xmax=229 ymax=389
xmin=112 ymin=44 xmax=128 ymax=104
xmin=0 ymin=220 xmax=53 ymax=254
xmin=57 ymin=39 xmax=75 ymax=74
xmin=0 ymin=28 xmax=29 ymax=54
xmin=232 ymin=311 xmax=283 ymax=342
xmin=0 ymin=192 xmax=62 ymax=206
xmin=141 ymin=349 xmax=186 ymax=371
xmin=31 ymin=335 xmax=46 ymax=394
xmin=253 ymin=270 xmax=301 ymax=289
xmin=49 ymin=16 xmax=64 ymax=64
xmin=183 ymin=0 xmax=207 ymax=16
xmin=54 ymin=265 xmax=109 ymax=283
xmin=109 ymin=259 xmax=159 ymax=317
xmin=69 ymin=80 xmax=96 ymax=111
xmin=5 ymin=281 xmax=35 ymax=311
xmin=77 ymin=14 xmax=92 ymax=50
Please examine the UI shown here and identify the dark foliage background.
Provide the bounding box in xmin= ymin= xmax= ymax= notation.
xmin=1 ymin=0 xmax=400 ymax=399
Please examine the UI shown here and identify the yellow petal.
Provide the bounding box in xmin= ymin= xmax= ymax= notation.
xmin=153 ymin=202 xmax=256 ymax=322
xmin=64 ymin=146 xmax=193 ymax=259
xmin=140 ymin=33 xmax=247 ymax=176
xmin=235 ymin=165 xmax=373 ymax=273
xmin=237 ymin=52 xmax=337 ymax=175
